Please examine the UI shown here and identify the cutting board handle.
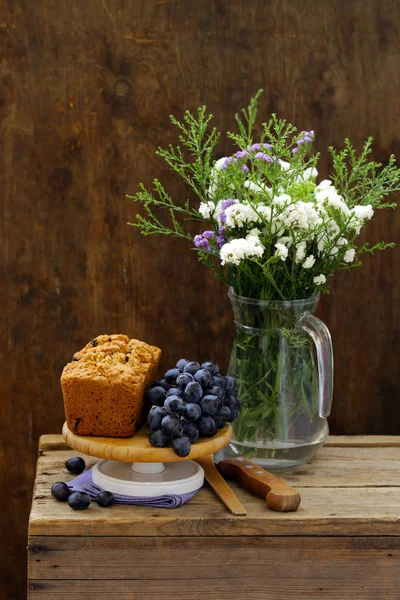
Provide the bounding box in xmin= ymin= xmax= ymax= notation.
xmin=217 ymin=457 xmax=301 ymax=512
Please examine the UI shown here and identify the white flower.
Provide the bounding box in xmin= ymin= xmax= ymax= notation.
xmin=275 ymin=243 xmax=289 ymax=261
xmin=353 ymin=204 xmax=374 ymax=221
xmin=329 ymin=246 xmax=339 ymax=257
xmin=337 ymin=237 xmax=347 ymax=247
xmin=199 ymin=201 xmax=215 ymax=219
xmin=295 ymin=241 xmax=307 ymax=263
xmin=278 ymin=160 xmax=291 ymax=171
xmin=315 ymin=188 xmax=350 ymax=215
xmin=344 ymin=248 xmax=356 ymax=263
xmin=224 ymin=203 xmax=260 ymax=228
xmin=208 ymin=157 xmax=230 ymax=197
xmin=244 ymin=179 xmax=272 ymax=196
xmin=220 ymin=233 xmax=264 ymax=266
xmin=316 ymin=179 xmax=332 ymax=190
xmin=214 ymin=157 xmax=229 ymax=171
xmin=272 ymin=193 xmax=291 ymax=208
xmin=313 ymin=274 xmax=326 ymax=285
xmin=277 ymin=236 xmax=293 ymax=248
xmin=302 ymin=255 xmax=316 ymax=269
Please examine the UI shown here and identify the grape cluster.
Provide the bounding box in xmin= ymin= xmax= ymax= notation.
xmin=145 ymin=359 xmax=240 ymax=457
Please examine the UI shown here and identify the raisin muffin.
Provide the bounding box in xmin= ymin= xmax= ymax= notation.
xmin=61 ymin=334 xmax=161 ymax=437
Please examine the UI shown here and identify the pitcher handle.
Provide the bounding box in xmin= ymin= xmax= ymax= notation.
xmin=299 ymin=314 xmax=334 ymax=418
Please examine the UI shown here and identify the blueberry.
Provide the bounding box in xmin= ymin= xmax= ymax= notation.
xmin=200 ymin=395 xmax=219 ymax=416
xmin=145 ymin=386 xmax=166 ymax=406
xmin=183 ymin=361 xmax=201 ymax=375
xmin=149 ymin=429 xmax=169 ymax=447
xmin=166 ymin=387 xmax=183 ymax=398
xmin=91 ymin=339 xmax=98 ymax=347
xmin=68 ymin=491 xmax=91 ymax=510
xmin=224 ymin=395 xmax=240 ymax=411
xmin=218 ymin=405 xmax=231 ymax=420
xmin=176 ymin=372 xmax=194 ymax=389
xmin=182 ymin=422 xmax=199 ymax=443
xmin=225 ymin=376 xmax=236 ymax=393
xmin=161 ymin=414 xmax=181 ymax=438
xmin=214 ymin=405 xmax=231 ymax=429
xmin=198 ymin=416 xmax=217 ymax=437
xmin=164 ymin=395 xmax=185 ymax=414
xmin=184 ymin=381 xmax=203 ymax=403
xmin=66 ymin=457 xmax=86 ymax=475
xmin=209 ymin=385 xmax=226 ymax=400
xmin=151 ymin=379 xmax=169 ymax=391
xmin=51 ymin=482 xmax=71 ymax=502
xmin=214 ymin=414 xmax=228 ymax=429
xmin=147 ymin=406 xmax=167 ymax=431
xmin=183 ymin=403 xmax=202 ymax=422
xmin=164 ymin=368 xmax=181 ymax=384
xmin=201 ymin=361 xmax=219 ymax=375
xmin=176 ymin=358 xmax=189 ymax=371
xmin=194 ymin=369 xmax=214 ymax=390
xmin=96 ymin=491 xmax=115 ymax=507
xmin=228 ymin=410 xmax=239 ymax=423
xmin=172 ymin=435 xmax=191 ymax=458
xmin=214 ymin=375 xmax=228 ymax=390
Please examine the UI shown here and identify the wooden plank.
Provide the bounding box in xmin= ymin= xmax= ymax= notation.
xmin=28 ymin=535 xmax=400 ymax=581
xmin=27 ymin=568 xmax=400 ymax=600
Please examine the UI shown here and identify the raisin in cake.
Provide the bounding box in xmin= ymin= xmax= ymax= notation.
xmin=61 ymin=334 xmax=161 ymax=437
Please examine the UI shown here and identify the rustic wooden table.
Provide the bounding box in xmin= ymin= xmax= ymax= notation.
xmin=28 ymin=435 xmax=400 ymax=599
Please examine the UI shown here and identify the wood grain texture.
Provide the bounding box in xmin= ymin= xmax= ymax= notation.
xmin=62 ymin=422 xmax=232 ymax=462
xmin=28 ymin=441 xmax=400 ymax=537
xmin=2 ymin=1 xmax=400 ymax=598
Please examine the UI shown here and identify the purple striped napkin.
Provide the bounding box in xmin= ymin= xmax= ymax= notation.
xmin=68 ymin=468 xmax=198 ymax=508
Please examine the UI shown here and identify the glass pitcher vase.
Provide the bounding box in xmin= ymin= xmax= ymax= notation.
xmin=228 ymin=287 xmax=333 ymax=468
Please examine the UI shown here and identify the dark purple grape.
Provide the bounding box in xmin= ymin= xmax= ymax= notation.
xmin=182 ymin=422 xmax=199 ymax=443
xmin=218 ymin=405 xmax=231 ymax=420
xmin=184 ymin=381 xmax=203 ymax=403
xmin=176 ymin=358 xmax=189 ymax=371
xmin=51 ymin=482 xmax=71 ymax=502
xmin=183 ymin=403 xmax=202 ymax=422
xmin=224 ymin=395 xmax=240 ymax=411
xmin=214 ymin=375 xmax=228 ymax=390
xmin=164 ymin=395 xmax=185 ymax=414
xmin=164 ymin=368 xmax=181 ymax=384
xmin=198 ymin=416 xmax=217 ymax=437
xmin=145 ymin=385 xmax=166 ymax=406
xmin=151 ymin=379 xmax=169 ymax=391
xmin=96 ymin=491 xmax=115 ymax=507
xmin=161 ymin=414 xmax=181 ymax=438
xmin=201 ymin=361 xmax=219 ymax=375
xmin=228 ymin=410 xmax=238 ymax=423
xmin=209 ymin=385 xmax=226 ymax=400
xmin=194 ymin=369 xmax=214 ymax=390
xmin=166 ymin=387 xmax=184 ymax=398
xmin=68 ymin=491 xmax=91 ymax=510
xmin=66 ymin=457 xmax=85 ymax=475
xmin=149 ymin=429 xmax=169 ymax=447
xmin=176 ymin=372 xmax=194 ymax=389
xmin=225 ymin=376 xmax=236 ymax=393
xmin=200 ymin=395 xmax=219 ymax=416
xmin=147 ymin=406 xmax=167 ymax=431
xmin=183 ymin=361 xmax=201 ymax=375
xmin=172 ymin=435 xmax=191 ymax=457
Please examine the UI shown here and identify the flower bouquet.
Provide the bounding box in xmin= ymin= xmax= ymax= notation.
xmin=128 ymin=91 xmax=399 ymax=466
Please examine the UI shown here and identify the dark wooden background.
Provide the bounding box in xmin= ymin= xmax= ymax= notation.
xmin=1 ymin=0 xmax=400 ymax=597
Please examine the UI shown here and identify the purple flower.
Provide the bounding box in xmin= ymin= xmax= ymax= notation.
xmin=216 ymin=235 xmax=226 ymax=249
xmin=221 ymin=156 xmax=234 ymax=170
xmin=220 ymin=211 xmax=227 ymax=223
xmin=251 ymin=143 xmax=262 ymax=151
xmin=304 ymin=136 xmax=312 ymax=143
xmin=235 ymin=150 xmax=249 ymax=159
xmin=202 ymin=230 xmax=215 ymax=239
xmin=292 ymin=147 xmax=299 ymax=155
xmin=255 ymin=152 xmax=273 ymax=163
xmin=242 ymin=165 xmax=249 ymax=173
xmin=221 ymin=199 xmax=236 ymax=211
xmin=194 ymin=235 xmax=210 ymax=251
xmin=297 ymin=138 xmax=304 ymax=146
xmin=218 ymin=225 xmax=226 ymax=235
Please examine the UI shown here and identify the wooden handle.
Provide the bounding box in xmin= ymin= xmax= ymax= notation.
xmin=217 ymin=457 xmax=301 ymax=512
xmin=195 ymin=455 xmax=247 ymax=516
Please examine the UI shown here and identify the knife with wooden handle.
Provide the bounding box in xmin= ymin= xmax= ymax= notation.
xmin=195 ymin=454 xmax=247 ymax=516
xmin=218 ymin=457 xmax=301 ymax=512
